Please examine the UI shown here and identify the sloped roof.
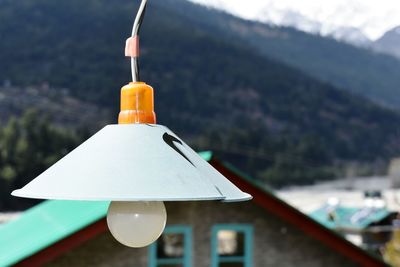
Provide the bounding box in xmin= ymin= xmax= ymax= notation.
xmin=0 ymin=151 xmax=385 ymax=267
xmin=310 ymin=205 xmax=391 ymax=230
xmin=210 ymin=158 xmax=386 ymax=267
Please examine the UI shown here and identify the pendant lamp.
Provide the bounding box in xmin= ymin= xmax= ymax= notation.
xmin=12 ymin=0 xmax=251 ymax=248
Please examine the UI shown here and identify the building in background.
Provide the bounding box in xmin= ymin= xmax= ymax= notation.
xmin=310 ymin=193 xmax=396 ymax=254
xmin=0 ymin=152 xmax=384 ymax=267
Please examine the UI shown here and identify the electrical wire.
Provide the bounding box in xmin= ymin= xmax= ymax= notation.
xmin=130 ymin=0 xmax=148 ymax=82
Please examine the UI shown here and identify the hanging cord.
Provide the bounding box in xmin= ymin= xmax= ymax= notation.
xmin=125 ymin=0 xmax=148 ymax=82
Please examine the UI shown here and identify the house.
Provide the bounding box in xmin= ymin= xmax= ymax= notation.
xmin=310 ymin=198 xmax=395 ymax=254
xmin=278 ymin=175 xmax=399 ymax=253
xmin=0 ymin=152 xmax=386 ymax=267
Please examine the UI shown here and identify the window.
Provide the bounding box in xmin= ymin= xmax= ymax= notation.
xmin=148 ymin=225 xmax=192 ymax=267
xmin=211 ymin=224 xmax=253 ymax=267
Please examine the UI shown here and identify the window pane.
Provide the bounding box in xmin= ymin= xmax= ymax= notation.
xmin=217 ymin=230 xmax=245 ymax=256
xmin=220 ymin=263 xmax=244 ymax=267
xmin=157 ymin=233 xmax=185 ymax=258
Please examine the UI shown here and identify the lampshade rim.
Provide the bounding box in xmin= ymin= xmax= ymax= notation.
xmin=11 ymin=189 xmax=251 ymax=202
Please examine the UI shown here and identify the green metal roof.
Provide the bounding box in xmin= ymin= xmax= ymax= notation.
xmin=0 ymin=151 xmax=213 ymax=267
xmin=310 ymin=205 xmax=391 ymax=230
xmin=0 ymin=200 xmax=109 ymax=266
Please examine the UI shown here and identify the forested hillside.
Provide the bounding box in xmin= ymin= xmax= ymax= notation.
xmin=0 ymin=85 xmax=111 ymax=129
xmin=157 ymin=0 xmax=400 ymax=109
xmin=0 ymin=110 xmax=83 ymax=210
xmin=0 ymin=0 xmax=400 ymax=210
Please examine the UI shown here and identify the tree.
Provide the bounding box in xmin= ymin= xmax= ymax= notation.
xmin=0 ymin=109 xmax=82 ymax=210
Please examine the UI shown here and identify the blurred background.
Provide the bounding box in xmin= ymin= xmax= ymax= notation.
xmin=1 ymin=0 xmax=400 ymax=265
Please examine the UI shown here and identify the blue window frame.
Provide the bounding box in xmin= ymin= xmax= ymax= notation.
xmin=211 ymin=224 xmax=253 ymax=267
xmin=148 ymin=225 xmax=192 ymax=267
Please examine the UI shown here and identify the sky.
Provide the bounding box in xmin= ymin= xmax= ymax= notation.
xmin=189 ymin=0 xmax=400 ymax=40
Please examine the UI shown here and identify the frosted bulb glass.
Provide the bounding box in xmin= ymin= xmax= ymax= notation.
xmin=107 ymin=201 xmax=167 ymax=248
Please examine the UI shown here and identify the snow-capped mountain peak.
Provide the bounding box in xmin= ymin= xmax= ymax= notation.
xmin=254 ymin=5 xmax=371 ymax=46
xmin=189 ymin=0 xmax=400 ymax=47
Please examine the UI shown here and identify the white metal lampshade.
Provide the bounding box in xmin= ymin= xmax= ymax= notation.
xmin=12 ymin=124 xmax=251 ymax=202
xmin=10 ymin=0 xmax=252 ymax=249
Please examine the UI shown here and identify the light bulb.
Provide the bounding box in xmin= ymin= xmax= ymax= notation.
xmin=107 ymin=201 xmax=167 ymax=248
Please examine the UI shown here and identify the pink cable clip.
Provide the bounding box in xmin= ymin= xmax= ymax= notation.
xmin=125 ymin=36 xmax=139 ymax=57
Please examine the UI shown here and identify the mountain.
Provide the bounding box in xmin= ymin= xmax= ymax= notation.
xmin=168 ymin=0 xmax=400 ymax=109
xmin=189 ymin=0 xmax=375 ymax=47
xmin=0 ymin=0 xmax=400 ymax=189
xmin=373 ymin=26 xmax=400 ymax=59
xmin=255 ymin=6 xmax=372 ymax=47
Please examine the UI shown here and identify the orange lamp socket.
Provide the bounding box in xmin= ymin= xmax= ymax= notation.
xmin=118 ymin=82 xmax=156 ymax=124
